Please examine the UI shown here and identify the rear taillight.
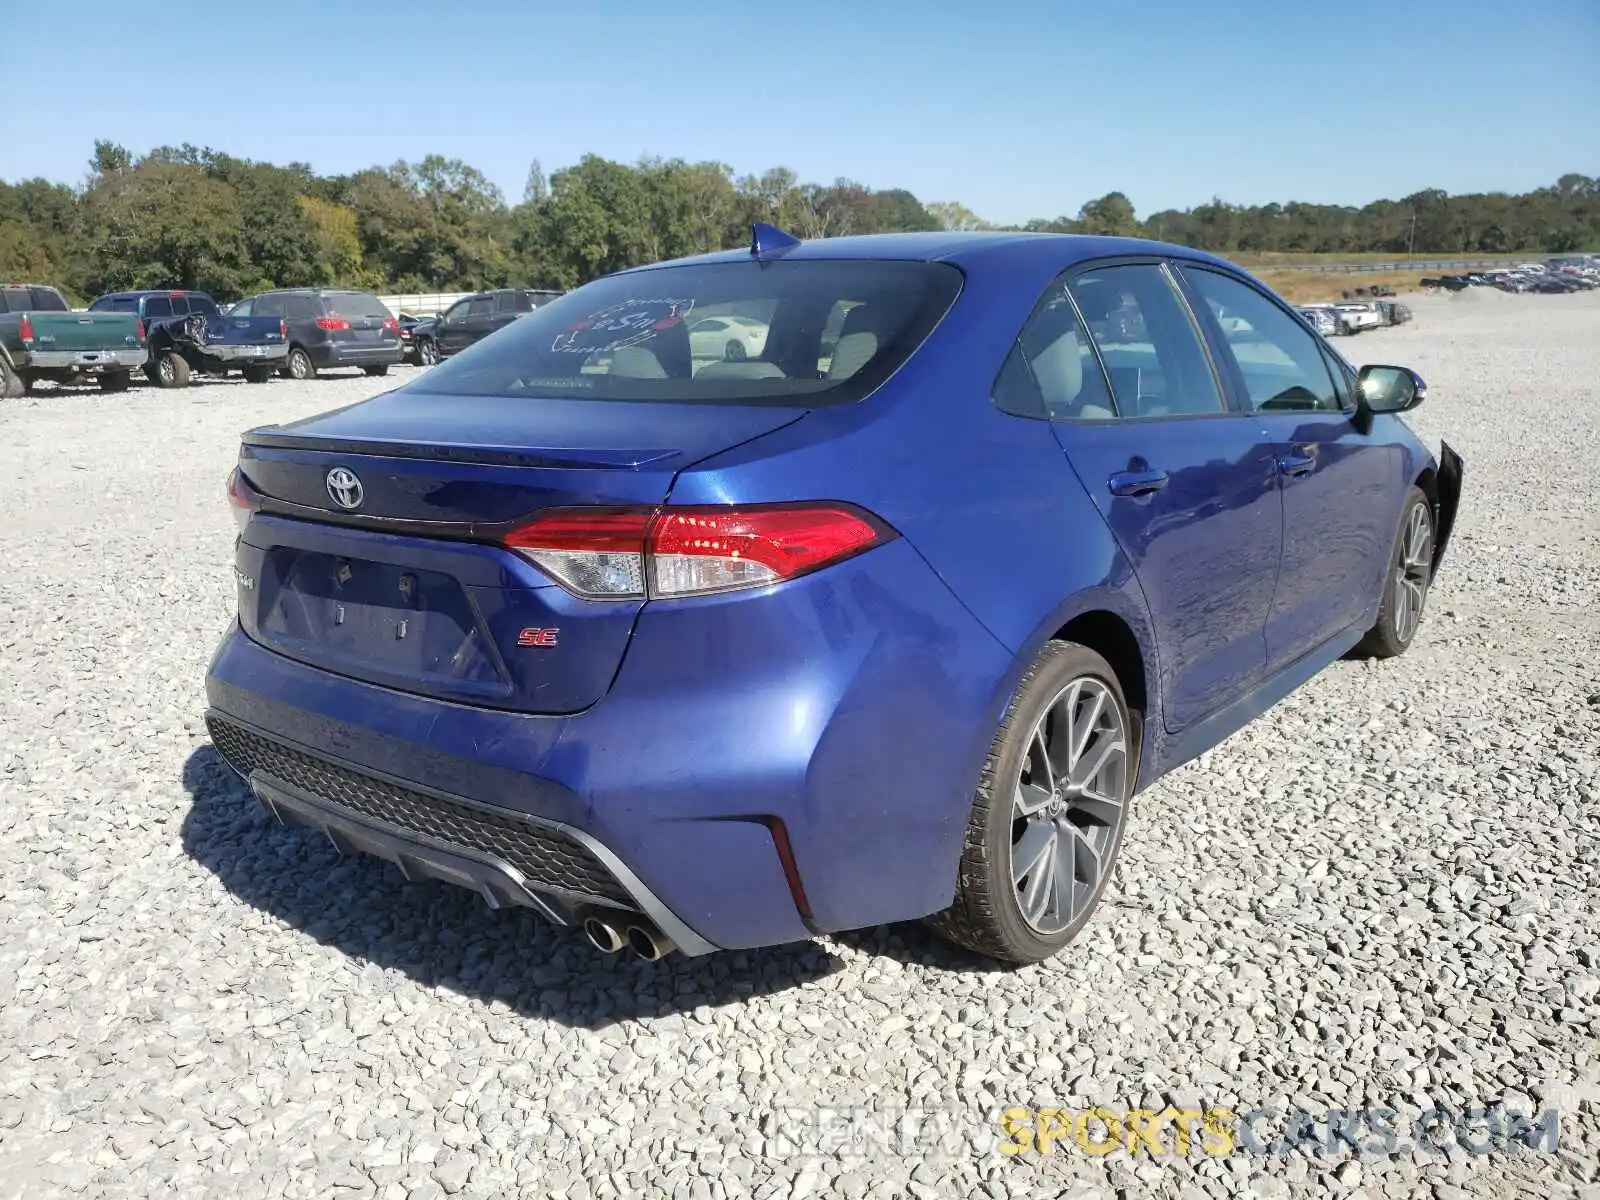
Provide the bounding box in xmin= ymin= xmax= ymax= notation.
xmin=226 ymin=467 xmax=255 ymax=534
xmin=382 ymin=316 xmax=399 ymax=332
xmin=17 ymin=315 xmax=33 ymax=344
xmin=315 ymin=315 xmax=349 ymax=331
xmin=279 ymin=319 xmax=287 ymax=339
xmin=134 ymin=318 xmax=146 ymax=341
xmin=502 ymin=504 xmax=892 ymax=600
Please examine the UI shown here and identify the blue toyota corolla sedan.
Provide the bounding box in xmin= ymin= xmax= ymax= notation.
xmin=206 ymin=227 xmax=1462 ymax=964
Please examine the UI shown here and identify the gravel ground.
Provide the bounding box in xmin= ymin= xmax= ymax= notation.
xmin=2 ymin=293 xmax=1597 ymax=1200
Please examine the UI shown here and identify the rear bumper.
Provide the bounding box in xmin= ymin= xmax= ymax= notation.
xmin=206 ymin=344 xmax=289 ymax=365
xmin=309 ymin=341 xmax=404 ymax=368
xmin=23 ymin=348 xmax=146 ymax=371
xmin=203 ymin=537 xmax=1014 ymax=952
xmin=206 ymin=713 xmax=719 ymax=954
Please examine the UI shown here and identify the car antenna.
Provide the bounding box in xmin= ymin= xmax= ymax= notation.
xmin=750 ymin=222 xmax=801 ymax=260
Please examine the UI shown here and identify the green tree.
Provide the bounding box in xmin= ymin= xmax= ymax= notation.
xmin=1076 ymin=191 xmax=1140 ymax=237
xmin=75 ymin=160 xmax=252 ymax=296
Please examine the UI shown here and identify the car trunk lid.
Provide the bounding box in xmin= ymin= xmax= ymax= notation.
xmin=234 ymin=388 xmax=805 ymax=712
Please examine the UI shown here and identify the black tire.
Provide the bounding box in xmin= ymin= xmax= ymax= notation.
xmin=924 ymin=641 xmax=1135 ymax=964
xmin=98 ymin=372 xmax=130 ymax=393
xmin=153 ymin=350 xmax=191 ymax=389
xmin=417 ymin=338 xmax=439 ymax=367
xmin=284 ymin=347 xmax=316 ymax=380
xmin=1357 ymin=488 xmax=1434 ymax=659
xmin=243 ymin=365 xmax=274 ymax=384
xmin=725 ymin=339 xmax=747 ymax=361
xmin=362 ymin=364 xmax=389 ymax=377
xmin=1 ymin=357 xmax=26 ymax=399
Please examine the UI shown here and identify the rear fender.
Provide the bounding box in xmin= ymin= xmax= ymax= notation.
xmin=1433 ymin=441 xmax=1463 ymax=571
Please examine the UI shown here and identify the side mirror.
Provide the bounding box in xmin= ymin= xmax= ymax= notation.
xmin=1353 ymin=364 xmax=1425 ymax=433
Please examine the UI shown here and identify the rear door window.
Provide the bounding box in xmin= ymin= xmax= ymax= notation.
xmin=412 ymin=260 xmax=962 ymax=407
xmin=0 ymin=289 xmax=29 ymax=313
xmin=992 ymin=283 xmax=1117 ymax=420
xmin=285 ymin=294 xmax=321 ymax=320
xmin=144 ymin=296 xmax=174 ymax=318
xmin=465 ymin=297 xmax=495 ymax=318
xmin=1067 ymin=264 xmax=1226 ymax=418
xmin=495 ymin=291 xmax=518 ymax=313
xmin=255 ymin=295 xmax=286 ymax=318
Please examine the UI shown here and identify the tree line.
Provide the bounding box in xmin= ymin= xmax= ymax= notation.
xmin=1 ymin=140 xmax=1594 ymax=302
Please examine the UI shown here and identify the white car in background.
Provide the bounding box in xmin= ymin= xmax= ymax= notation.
xmin=1334 ymin=301 xmax=1384 ymax=332
xmin=688 ymin=315 xmax=769 ymax=361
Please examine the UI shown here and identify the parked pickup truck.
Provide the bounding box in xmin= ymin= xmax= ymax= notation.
xmin=0 ymin=283 xmax=147 ymax=397
xmin=87 ymin=290 xmax=288 ymax=388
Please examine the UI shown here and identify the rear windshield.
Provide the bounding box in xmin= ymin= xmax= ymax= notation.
xmin=327 ymin=291 xmax=393 ymax=319
xmin=409 ymin=260 xmax=963 ymax=406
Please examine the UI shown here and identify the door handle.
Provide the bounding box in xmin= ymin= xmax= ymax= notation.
xmin=1108 ymin=468 xmax=1170 ymax=497
xmin=1277 ymin=452 xmax=1315 ymax=478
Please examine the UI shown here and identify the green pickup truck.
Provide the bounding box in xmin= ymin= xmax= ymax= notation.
xmin=0 ymin=283 xmax=147 ymax=397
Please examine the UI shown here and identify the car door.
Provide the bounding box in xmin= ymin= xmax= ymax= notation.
xmin=459 ymin=295 xmax=497 ymax=348
xmin=1030 ymin=261 xmax=1282 ymax=733
xmin=490 ymin=290 xmax=520 ymax=335
xmin=1177 ymin=265 xmax=1396 ymax=670
xmin=436 ymin=299 xmax=473 ymax=355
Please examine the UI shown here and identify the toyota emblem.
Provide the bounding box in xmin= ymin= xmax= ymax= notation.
xmin=326 ymin=467 xmax=364 ymax=510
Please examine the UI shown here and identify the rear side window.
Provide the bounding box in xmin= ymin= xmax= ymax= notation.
xmin=144 ymin=296 xmax=174 ymax=318
xmin=993 ymin=283 xmax=1117 ymax=421
xmin=495 ymin=291 xmax=518 ymax=313
xmin=30 ymin=287 xmax=68 ymax=311
xmin=231 ymin=299 xmax=254 ymax=317
xmin=255 ymin=295 xmax=286 ymax=318
xmin=285 ymin=294 xmax=321 ymax=319
xmin=1067 ymin=264 xmax=1225 ymax=418
xmin=413 ymin=260 xmax=962 ymax=407
xmin=187 ymin=295 xmax=222 ymax=319
xmin=1 ymin=289 xmax=29 ymax=313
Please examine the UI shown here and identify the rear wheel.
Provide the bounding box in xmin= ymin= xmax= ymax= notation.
xmin=98 ymin=372 xmax=130 ymax=393
xmin=362 ymin=364 xmax=389 ymax=377
xmin=284 ymin=347 xmax=315 ymax=380
xmin=1 ymin=358 xmax=26 ymax=399
xmin=153 ymin=351 xmax=190 ymax=389
xmin=925 ymin=641 xmax=1134 ymax=964
xmin=725 ymin=339 xmax=747 ymax=361
xmin=243 ymin=365 xmax=274 ymax=384
xmin=416 ymin=338 xmax=439 ymax=366
xmin=1357 ymin=488 xmax=1434 ymax=659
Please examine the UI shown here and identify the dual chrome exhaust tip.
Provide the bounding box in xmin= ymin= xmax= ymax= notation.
xmin=583 ymin=912 xmax=675 ymax=961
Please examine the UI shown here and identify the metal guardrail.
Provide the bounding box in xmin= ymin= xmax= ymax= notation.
xmin=1265 ymin=258 xmax=1557 ymax=274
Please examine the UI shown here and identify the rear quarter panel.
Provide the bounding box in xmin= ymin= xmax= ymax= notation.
xmin=671 ymin=248 xmax=1165 ymax=787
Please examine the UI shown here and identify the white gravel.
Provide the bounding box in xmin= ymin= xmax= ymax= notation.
xmin=2 ymin=295 xmax=1597 ymax=1200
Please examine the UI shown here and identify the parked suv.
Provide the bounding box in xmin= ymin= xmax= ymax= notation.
xmin=232 ymin=288 xmax=403 ymax=379
xmin=434 ymin=288 xmax=562 ymax=358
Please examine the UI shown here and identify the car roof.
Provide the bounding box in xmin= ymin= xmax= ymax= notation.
xmin=99 ymin=289 xmax=216 ymax=300
xmin=626 ymin=231 xmax=1240 ymax=274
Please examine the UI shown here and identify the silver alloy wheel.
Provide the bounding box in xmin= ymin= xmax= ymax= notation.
xmin=289 ymin=350 xmax=311 ymax=379
xmin=1393 ymin=502 xmax=1433 ymax=643
xmin=420 ymin=339 xmax=438 ymax=366
xmin=1009 ymin=676 xmax=1129 ymax=935
xmin=158 ymin=355 xmax=176 ymax=384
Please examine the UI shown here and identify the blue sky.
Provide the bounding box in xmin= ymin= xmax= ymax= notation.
xmin=1 ymin=0 xmax=1595 ymax=224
